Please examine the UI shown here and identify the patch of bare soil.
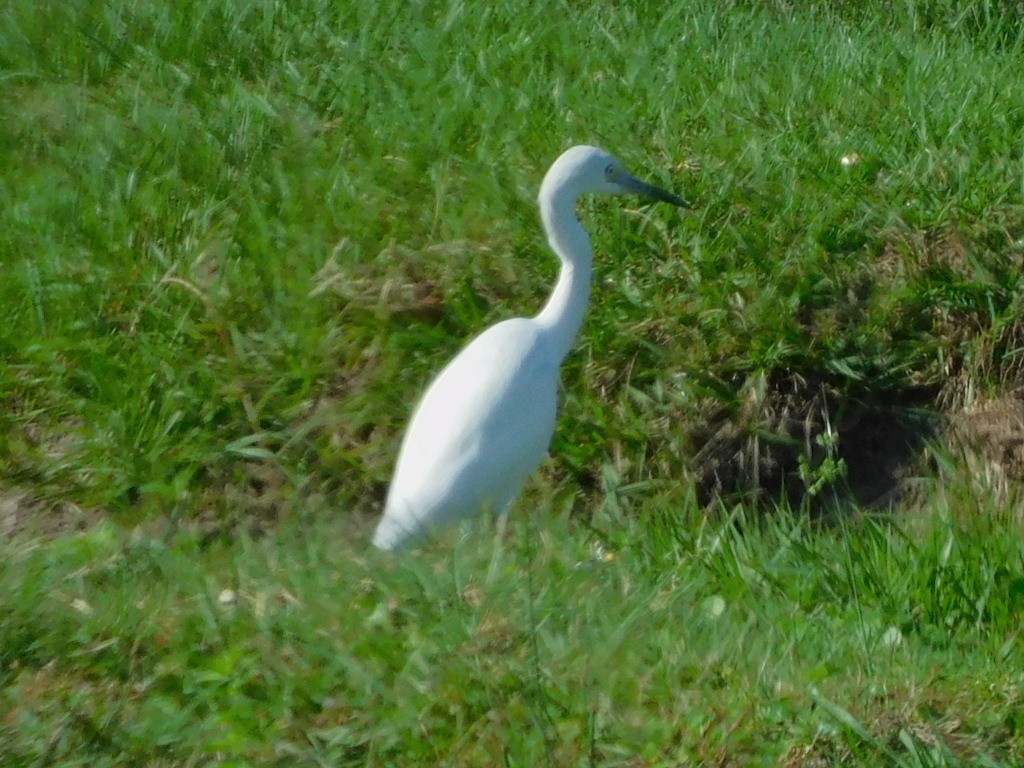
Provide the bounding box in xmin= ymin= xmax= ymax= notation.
xmin=692 ymin=377 xmax=1024 ymax=515
xmin=1 ymin=412 xmax=101 ymax=540
xmin=943 ymin=391 xmax=1024 ymax=505
xmin=0 ymin=487 xmax=99 ymax=540
xmin=691 ymin=374 xmax=939 ymax=513
xmin=948 ymin=393 xmax=1024 ymax=477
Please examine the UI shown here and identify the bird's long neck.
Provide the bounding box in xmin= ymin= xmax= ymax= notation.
xmin=534 ymin=185 xmax=593 ymax=366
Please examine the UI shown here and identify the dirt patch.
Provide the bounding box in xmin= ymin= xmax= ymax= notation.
xmin=0 ymin=487 xmax=99 ymax=540
xmin=942 ymin=392 xmax=1024 ymax=505
xmin=691 ymin=374 xmax=939 ymax=513
xmin=948 ymin=393 xmax=1024 ymax=478
xmin=692 ymin=378 xmax=1024 ymax=514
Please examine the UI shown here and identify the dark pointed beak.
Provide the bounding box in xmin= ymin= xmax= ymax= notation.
xmin=620 ymin=173 xmax=688 ymax=207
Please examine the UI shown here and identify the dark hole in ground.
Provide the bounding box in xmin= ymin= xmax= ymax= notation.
xmin=831 ymin=394 xmax=940 ymax=510
xmin=692 ymin=375 xmax=941 ymax=515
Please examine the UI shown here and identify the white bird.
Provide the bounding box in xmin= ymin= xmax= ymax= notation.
xmin=373 ymin=145 xmax=685 ymax=551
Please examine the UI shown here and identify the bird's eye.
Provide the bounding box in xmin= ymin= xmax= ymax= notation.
xmin=604 ymin=164 xmax=614 ymax=177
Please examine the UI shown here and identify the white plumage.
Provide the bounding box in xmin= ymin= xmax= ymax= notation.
xmin=373 ymin=145 xmax=685 ymax=551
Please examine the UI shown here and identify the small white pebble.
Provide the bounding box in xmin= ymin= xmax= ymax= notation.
xmin=881 ymin=625 xmax=904 ymax=648
xmin=840 ymin=152 xmax=862 ymax=168
xmin=71 ymin=598 xmax=92 ymax=615
xmin=702 ymin=595 xmax=726 ymax=619
xmin=218 ymin=588 xmax=237 ymax=606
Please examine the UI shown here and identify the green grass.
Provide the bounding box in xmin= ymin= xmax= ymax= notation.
xmin=2 ymin=501 xmax=1023 ymax=765
xmin=3 ymin=0 xmax=1024 ymax=763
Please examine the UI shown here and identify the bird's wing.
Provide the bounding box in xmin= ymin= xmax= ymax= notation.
xmin=385 ymin=318 xmax=558 ymax=522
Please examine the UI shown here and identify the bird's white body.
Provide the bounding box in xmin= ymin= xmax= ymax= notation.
xmin=372 ymin=319 xmax=559 ymax=550
xmin=373 ymin=145 xmax=683 ymax=550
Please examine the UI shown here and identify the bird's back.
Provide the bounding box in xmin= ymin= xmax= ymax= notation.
xmin=375 ymin=318 xmax=560 ymax=549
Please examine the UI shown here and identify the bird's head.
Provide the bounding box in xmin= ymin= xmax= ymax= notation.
xmin=541 ymin=145 xmax=687 ymax=207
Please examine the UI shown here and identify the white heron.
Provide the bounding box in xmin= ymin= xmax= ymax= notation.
xmin=372 ymin=145 xmax=685 ymax=551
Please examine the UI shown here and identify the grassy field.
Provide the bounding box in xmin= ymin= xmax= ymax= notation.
xmin=3 ymin=0 xmax=1024 ymax=764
